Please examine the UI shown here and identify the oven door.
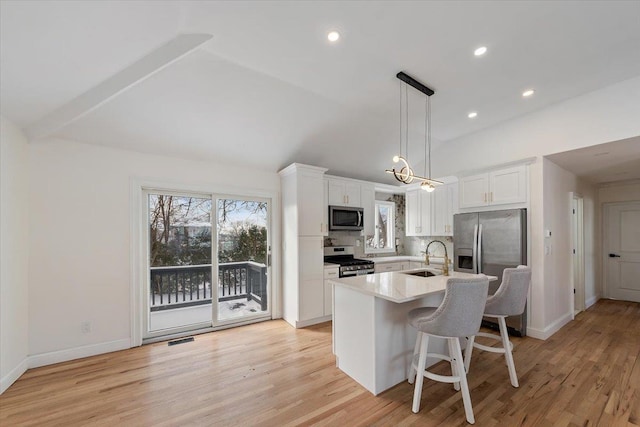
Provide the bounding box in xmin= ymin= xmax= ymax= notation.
xmin=329 ymin=206 xmax=363 ymax=231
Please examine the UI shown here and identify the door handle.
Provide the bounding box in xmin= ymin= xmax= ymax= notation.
xmin=609 ymin=253 xmax=621 ymax=258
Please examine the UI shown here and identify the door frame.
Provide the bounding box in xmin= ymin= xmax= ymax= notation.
xmin=130 ymin=177 xmax=280 ymax=347
xmin=570 ymin=192 xmax=585 ymax=317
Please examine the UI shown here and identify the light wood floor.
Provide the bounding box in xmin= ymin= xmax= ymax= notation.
xmin=1 ymin=299 xmax=639 ymax=426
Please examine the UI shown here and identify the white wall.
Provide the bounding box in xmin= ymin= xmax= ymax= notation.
xmin=542 ymin=159 xmax=597 ymax=336
xmin=598 ymin=180 xmax=640 ymax=204
xmin=0 ymin=117 xmax=30 ymax=393
xmin=28 ymin=138 xmax=280 ymax=361
xmin=432 ymin=76 xmax=640 ymax=177
xmin=431 ymin=77 xmax=640 ymax=339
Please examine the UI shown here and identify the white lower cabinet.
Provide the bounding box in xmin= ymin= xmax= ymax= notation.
xmin=323 ymin=266 xmax=339 ymax=316
xmin=409 ymin=261 xmax=425 ymax=269
xmin=374 ymin=262 xmax=409 ymax=273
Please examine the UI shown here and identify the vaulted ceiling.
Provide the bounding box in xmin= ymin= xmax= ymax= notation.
xmin=2 ymin=1 xmax=639 ymax=184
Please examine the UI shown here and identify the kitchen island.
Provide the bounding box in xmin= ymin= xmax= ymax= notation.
xmin=329 ymin=270 xmax=496 ymax=395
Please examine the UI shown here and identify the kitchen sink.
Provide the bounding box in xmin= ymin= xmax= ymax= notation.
xmin=403 ymin=270 xmax=437 ymax=277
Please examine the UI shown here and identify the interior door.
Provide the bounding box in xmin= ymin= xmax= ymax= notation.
xmin=605 ymin=202 xmax=640 ymax=302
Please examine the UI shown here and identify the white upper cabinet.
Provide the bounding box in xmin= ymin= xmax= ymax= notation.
xmin=489 ymin=166 xmax=527 ymax=205
xmin=328 ymin=178 xmax=362 ymax=207
xmin=280 ymin=163 xmax=327 ymax=237
xmin=432 ymin=182 xmax=458 ymax=236
xmin=459 ymin=174 xmax=488 ymax=208
xmin=322 ymin=179 xmax=329 ymax=236
xmin=459 ymin=165 xmax=527 ymax=209
xmin=405 ymin=188 xmax=432 ymax=236
xmin=298 ymin=171 xmax=326 ymax=236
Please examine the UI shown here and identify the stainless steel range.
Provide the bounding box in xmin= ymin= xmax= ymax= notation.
xmin=324 ymin=246 xmax=375 ymax=277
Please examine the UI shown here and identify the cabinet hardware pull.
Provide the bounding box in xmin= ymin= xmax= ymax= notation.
xmin=490 ymin=192 xmax=493 ymax=202
xmin=483 ymin=192 xmax=487 ymax=202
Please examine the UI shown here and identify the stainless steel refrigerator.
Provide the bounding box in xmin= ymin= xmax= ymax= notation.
xmin=453 ymin=209 xmax=527 ymax=336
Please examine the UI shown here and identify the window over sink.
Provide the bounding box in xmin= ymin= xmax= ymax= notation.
xmin=365 ymin=201 xmax=395 ymax=253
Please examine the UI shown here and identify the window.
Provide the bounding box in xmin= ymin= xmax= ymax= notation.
xmin=366 ymin=201 xmax=395 ymax=253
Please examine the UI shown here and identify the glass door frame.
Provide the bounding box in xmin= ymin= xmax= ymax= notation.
xmin=139 ymin=187 xmax=273 ymax=342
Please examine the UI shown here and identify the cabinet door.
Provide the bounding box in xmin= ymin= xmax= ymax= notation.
xmin=298 ymin=237 xmax=324 ymax=321
xmin=344 ymin=182 xmax=361 ymax=207
xmin=328 ymin=179 xmax=345 ymax=206
xmin=489 ymin=165 xmax=527 ymax=205
xmin=299 ymin=173 xmax=325 ymax=236
xmin=322 ymin=180 xmax=329 ymax=236
xmin=459 ymin=173 xmax=489 ymax=208
xmin=419 ymin=190 xmax=432 ymax=236
xmin=405 ymin=189 xmax=420 ymax=236
xmin=433 ymin=186 xmax=448 ymax=236
xmin=323 ymin=280 xmax=333 ymax=316
xmin=447 ymin=183 xmax=459 ymax=235
xmin=361 ymin=184 xmax=376 ymax=238
xmin=323 ymin=267 xmax=338 ymax=316
xmin=374 ymin=262 xmax=401 ymax=273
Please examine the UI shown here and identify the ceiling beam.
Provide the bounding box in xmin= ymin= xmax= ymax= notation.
xmin=25 ymin=33 xmax=213 ymax=140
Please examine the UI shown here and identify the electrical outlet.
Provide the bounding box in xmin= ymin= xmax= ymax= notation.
xmin=81 ymin=321 xmax=91 ymax=334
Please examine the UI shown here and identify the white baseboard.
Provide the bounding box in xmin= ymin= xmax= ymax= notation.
xmin=526 ymin=312 xmax=573 ymax=340
xmin=296 ymin=315 xmax=332 ymax=328
xmin=0 ymin=357 xmax=29 ymax=395
xmin=585 ymin=295 xmax=600 ymax=309
xmin=29 ymin=339 xmax=131 ymax=369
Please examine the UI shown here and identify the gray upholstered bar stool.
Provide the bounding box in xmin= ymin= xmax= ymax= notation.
xmin=407 ymin=276 xmax=489 ymax=424
xmin=464 ymin=265 xmax=532 ymax=388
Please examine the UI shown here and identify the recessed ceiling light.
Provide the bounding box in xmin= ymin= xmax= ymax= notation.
xmin=594 ymin=152 xmax=610 ymax=157
xmin=474 ymin=46 xmax=487 ymax=56
xmin=522 ymin=89 xmax=535 ymax=97
xmin=327 ymin=31 xmax=340 ymax=42
xmin=468 ymin=112 xmax=478 ymax=119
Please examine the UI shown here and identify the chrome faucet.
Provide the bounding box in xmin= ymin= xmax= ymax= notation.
xmin=421 ymin=240 xmax=450 ymax=276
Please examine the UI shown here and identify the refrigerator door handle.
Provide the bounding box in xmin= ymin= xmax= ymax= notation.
xmin=472 ymin=224 xmax=479 ymax=274
xmin=477 ymin=224 xmax=483 ymax=273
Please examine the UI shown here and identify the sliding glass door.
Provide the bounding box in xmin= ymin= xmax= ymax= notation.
xmin=143 ymin=190 xmax=271 ymax=339
xmin=216 ymin=197 xmax=270 ymax=323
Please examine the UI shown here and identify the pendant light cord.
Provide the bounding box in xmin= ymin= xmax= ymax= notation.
xmin=428 ymin=96 xmax=432 ymax=179
xmin=424 ymin=96 xmax=427 ymax=177
xmin=399 ymin=81 xmax=402 ymax=158
xmin=405 ymin=83 xmax=409 ymax=162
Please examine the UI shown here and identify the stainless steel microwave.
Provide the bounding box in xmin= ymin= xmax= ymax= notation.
xmin=329 ymin=205 xmax=364 ymax=231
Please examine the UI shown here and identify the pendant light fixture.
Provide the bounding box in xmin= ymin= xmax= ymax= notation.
xmin=385 ymin=72 xmax=442 ymax=191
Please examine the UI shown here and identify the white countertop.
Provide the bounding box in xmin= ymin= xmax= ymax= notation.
xmin=329 ymin=271 xmax=497 ymax=304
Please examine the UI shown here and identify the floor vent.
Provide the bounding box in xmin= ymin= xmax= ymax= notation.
xmin=168 ymin=337 xmax=195 ymax=346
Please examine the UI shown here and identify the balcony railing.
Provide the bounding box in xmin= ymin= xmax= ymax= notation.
xmin=150 ymin=262 xmax=267 ymax=312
